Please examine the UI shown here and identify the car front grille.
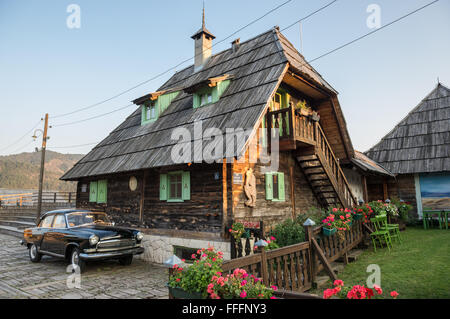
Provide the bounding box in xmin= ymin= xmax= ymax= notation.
xmin=97 ymin=238 xmax=136 ymax=251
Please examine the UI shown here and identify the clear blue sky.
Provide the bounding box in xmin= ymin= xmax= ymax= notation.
xmin=0 ymin=0 xmax=449 ymax=156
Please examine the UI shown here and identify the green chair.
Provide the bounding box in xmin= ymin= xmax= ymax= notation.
xmin=369 ymin=216 xmax=392 ymax=252
xmin=379 ymin=214 xmax=401 ymax=243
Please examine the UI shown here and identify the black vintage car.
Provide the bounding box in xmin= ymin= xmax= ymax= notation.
xmin=21 ymin=209 xmax=144 ymax=272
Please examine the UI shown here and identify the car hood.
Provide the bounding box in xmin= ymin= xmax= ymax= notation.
xmin=74 ymin=225 xmax=136 ymax=239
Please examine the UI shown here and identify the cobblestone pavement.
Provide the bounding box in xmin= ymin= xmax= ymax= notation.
xmin=0 ymin=233 xmax=169 ymax=299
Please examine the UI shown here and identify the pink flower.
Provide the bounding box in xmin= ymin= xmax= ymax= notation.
xmin=333 ymin=279 xmax=344 ymax=287
xmin=191 ymin=254 xmax=196 ymax=259
xmin=373 ymin=284 xmax=383 ymax=295
xmin=270 ymin=236 xmax=276 ymax=241
xmin=270 ymin=296 xmax=277 ymax=299
xmin=390 ymin=291 xmax=399 ymax=299
xmin=240 ymin=291 xmax=247 ymax=298
xmin=271 ymin=285 xmax=278 ymax=291
xmin=241 ymin=280 xmax=247 ymax=286
xmin=332 ymin=208 xmax=338 ymax=212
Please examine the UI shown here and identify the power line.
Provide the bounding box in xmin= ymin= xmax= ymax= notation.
xmin=280 ymin=0 xmax=338 ymax=31
xmin=307 ymin=0 xmax=440 ymax=64
xmin=0 ymin=119 xmax=42 ymax=152
xmin=50 ymin=0 xmax=294 ymax=120
xmin=10 ymin=138 xmax=37 ymax=155
xmin=51 ymin=103 xmax=135 ymax=127
xmin=48 ymin=142 xmax=99 ymax=149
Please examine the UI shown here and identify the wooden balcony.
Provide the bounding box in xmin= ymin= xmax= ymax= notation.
xmin=266 ymin=106 xmax=357 ymax=208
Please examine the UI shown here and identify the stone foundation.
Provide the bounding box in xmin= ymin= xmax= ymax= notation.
xmin=136 ymin=234 xmax=231 ymax=264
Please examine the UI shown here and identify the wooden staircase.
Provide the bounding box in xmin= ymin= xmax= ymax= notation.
xmin=267 ymin=105 xmax=357 ymax=209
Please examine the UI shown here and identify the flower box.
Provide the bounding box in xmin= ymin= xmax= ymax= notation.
xmin=322 ymin=227 xmax=336 ymax=236
xmin=353 ymin=213 xmax=363 ymax=221
xmin=168 ymin=286 xmax=204 ymax=299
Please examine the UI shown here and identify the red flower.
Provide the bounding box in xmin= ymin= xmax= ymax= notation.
xmin=333 ymin=279 xmax=344 ymax=287
xmin=373 ymin=284 xmax=383 ymax=295
xmin=365 ymin=287 xmax=374 ymax=299
xmin=390 ymin=291 xmax=399 ymax=299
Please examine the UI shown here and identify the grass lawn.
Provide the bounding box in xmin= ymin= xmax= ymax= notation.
xmin=316 ymin=226 xmax=450 ymax=299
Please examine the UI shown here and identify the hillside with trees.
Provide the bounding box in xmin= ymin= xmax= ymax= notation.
xmin=0 ymin=151 xmax=83 ymax=191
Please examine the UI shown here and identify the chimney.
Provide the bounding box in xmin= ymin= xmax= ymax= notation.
xmin=191 ymin=5 xmax=215 ymax=72
xmin=231 ymin=38 xmax=240 ymax=53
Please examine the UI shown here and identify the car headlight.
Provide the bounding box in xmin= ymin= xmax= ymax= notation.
xmin=89 ymin=234 xmax=99 ymax=246
xmin=136 ymin=232 xmax=144 ymax=241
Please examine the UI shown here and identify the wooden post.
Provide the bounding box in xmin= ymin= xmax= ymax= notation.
xmin=259 ymin=247 xmax=269 ymax=286
xmin=383 ymin=179 xmax=388 ymax=201
xmin=289 ymin=165 xmax=296 ymax=220
xmin=362 ymin=175 xmax=368 ymax=203
xmin=139 ymin=170 xmax=147 ymax=224
xmin=222 ymin=159 xmax=228 ymax=239
xmin=36 ymin=113 xmax=49 ymax=225
xmin=304 ymin=223 xmax=316 ymax=284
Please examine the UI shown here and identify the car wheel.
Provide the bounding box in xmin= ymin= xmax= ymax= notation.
xmin=29 ymin=244 xmax=42 ymax=262
xmin=70 ymin=247 xmax=86 ymax=273
xmin=119 ymin=255 xmax=133 ymax=266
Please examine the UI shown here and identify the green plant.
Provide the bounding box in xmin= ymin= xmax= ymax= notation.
xmin=207 ymin=268 xmax=277 ymax=299
xmin=269 ymin=219 xmax=305 ymax=247
xmin=322 ymin=208 xmax=352 ymax=241
xmin=229 ymin=222 xmax=245 ymax=241
xmin=168 ymin=247 xmax=224 ymax=298
xmin=391 ymin=197 xmax=413 ymax=221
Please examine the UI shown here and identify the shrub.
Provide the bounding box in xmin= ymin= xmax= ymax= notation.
xmin=269 ymin=207 xmax=326 ymax=247
xmin=168 ymin=246 xmax=224 ymax=298
xmin=323 ymin=280 xmax=399 ymax=300
xmin=207 ymin=268 xmax=277 ymax=299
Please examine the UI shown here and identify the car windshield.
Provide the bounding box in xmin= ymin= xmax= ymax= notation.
xmin=66 ymin=212 xmax=112 ymax=227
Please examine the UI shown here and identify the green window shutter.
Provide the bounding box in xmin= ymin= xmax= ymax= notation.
xmin=97 ymin=180 xmax=107 ymax=203
xmin=278 ymin=172 xmax=285 ymax=201
xmin=89 ymin=181 xmax=98 ymax=202
xmin=265 ymin=172 xmax=273 ymax=200
xmin=182 ymin=171 xmax=190 ymax=200
xmin=193 ymin=94 xmax=201 ymax=108
xmin=160 ymin=174 xmax=168 ymax=200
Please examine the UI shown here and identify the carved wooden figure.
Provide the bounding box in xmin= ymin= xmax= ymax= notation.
xmin=244 ymin=168 xmax=256 ymax=207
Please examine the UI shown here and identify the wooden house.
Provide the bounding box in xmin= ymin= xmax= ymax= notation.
xmin=365 ymin=83 xmax=450 ymax=219
xmin=61 ymin=17 xmax=361 ymax=263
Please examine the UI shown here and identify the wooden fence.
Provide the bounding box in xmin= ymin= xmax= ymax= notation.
xmin=221 ymin=219 xmax=367 ymax=293
xmin=0 ymin=191 xmax=76 ymax=207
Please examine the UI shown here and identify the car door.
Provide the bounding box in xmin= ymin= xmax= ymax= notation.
xmin=48 ymin=214 xmax=68 ymax=256
xmin=38 ymin=214 xmax=55 ymax=252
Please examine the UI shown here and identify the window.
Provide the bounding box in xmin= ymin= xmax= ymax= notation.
xmin=141 ymin=91 xmax=179 ymax=126
xmin=193 ymin=80 xmax=230 ymax=108
xmin=39 ymin=215 xmax=54 ymax=228
xmin=89 ymin=180 xmax=107 ymax=204
xmin=52 ymin=214 xmax=67 ymax=228
xmin=160 ymin=171 xmax=190 ymax=202
xmin=146 ymin=101 xmax=157 ymax=120
xmin=265 ymin=172 xmax=285 ymax=201
xmin=169 ymin=172 xmax=183 ymax=200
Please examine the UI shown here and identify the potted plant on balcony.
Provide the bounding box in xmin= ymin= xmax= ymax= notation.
xmin=168 ymin=247 xmax=224 ymax=299
xmin=296 ymin=100 xmax=313 ymax=116
xmin=322 ymin=214 xmax=337 ymax=237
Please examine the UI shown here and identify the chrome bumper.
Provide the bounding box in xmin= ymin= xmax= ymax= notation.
xmin=79 ymin=246 xmax=144 ymax=260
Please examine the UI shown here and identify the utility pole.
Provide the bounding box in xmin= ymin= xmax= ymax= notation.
xmin=35 ymin=114 xmax=49 ymax=224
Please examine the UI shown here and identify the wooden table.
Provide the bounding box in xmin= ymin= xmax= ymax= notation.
xmin=423 ymin=210 xmax=449 ymax=230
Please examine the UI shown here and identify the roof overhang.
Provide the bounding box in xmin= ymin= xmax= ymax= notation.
xmin=183 ymin=74 xmax=233 ymax=94
xmin=132 ymin=87 xmax=182 ymax=105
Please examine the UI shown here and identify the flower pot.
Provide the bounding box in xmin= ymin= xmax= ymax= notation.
xmin=168 ymin=286 xmax=204 ymax=299
xmin=353 ymin=213 xmax=363 ymax=221
xmin=322 ymin=227 xmax=336 ymax=236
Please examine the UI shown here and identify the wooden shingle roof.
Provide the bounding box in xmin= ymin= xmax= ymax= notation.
xmin=365 ymin=83 xmax=450 ymax=174
xmin=61 ymin=27 xmax=346 ymax=181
